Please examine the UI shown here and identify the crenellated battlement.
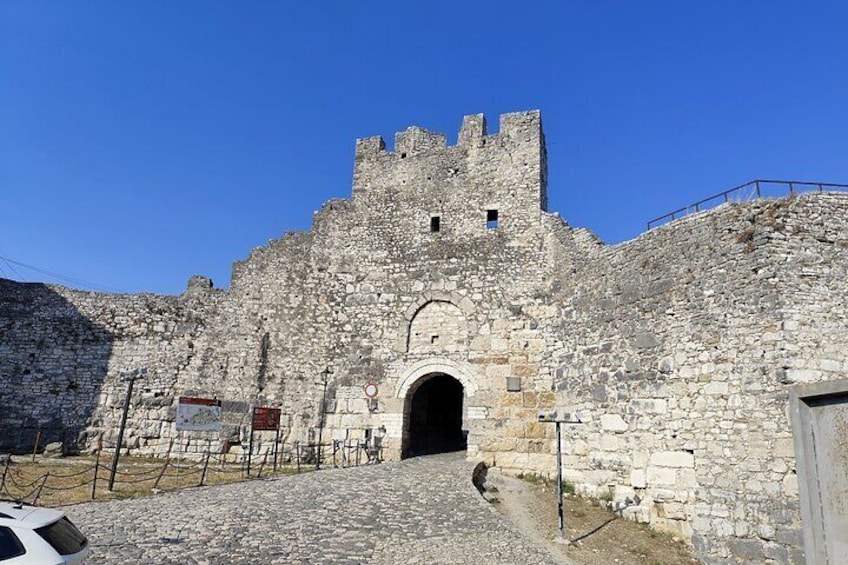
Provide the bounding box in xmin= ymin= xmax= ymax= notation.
xmin=354 ymin=110 xmax=543 ymax=161
xmin=352 ymin=110 xmax=547 ymax=214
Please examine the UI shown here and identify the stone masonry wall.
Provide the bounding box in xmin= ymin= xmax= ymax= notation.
xmin=1 ymin=111 xmax=846 ymax=564
xmin=0 ymin=276 xmax=223 ymax=454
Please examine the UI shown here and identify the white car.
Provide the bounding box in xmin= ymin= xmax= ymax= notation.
xmin=0 ymin=500 xmax=89 ymax=564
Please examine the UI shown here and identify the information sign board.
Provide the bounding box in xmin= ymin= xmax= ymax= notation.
xmin=252 ymin=406 xmax=282 ymax=431
xmin=176 ymin=397 xmax=222 ymax=431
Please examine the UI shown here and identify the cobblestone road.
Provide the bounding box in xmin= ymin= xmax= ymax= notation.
xmin=67 ymin=453 xmax=565 ymax=564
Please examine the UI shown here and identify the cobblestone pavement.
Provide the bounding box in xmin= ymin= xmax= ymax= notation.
xmin=67 ymin=453 xmax=566 ymax=564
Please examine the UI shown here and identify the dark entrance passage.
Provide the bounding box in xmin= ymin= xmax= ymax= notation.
xmin=404 ymin=373 xmax=466 ymax=458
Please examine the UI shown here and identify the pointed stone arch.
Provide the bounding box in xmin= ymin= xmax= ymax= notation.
xmin=395 ymin=291 xmax=477 ymax=353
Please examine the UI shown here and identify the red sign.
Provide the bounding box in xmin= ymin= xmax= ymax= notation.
xmin=364 ymin=383 xmax=378 ymax=399
xmin=252 ymin=406 xmax=282 ymax=431
xmin=179 ymin=397 xmax=221 ymax=406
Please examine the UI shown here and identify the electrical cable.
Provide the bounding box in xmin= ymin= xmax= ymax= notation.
xmin=0 ymin=254 xmax=123 ymax=293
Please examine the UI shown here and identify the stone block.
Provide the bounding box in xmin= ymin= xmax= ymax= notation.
xmin=647 ymin=466 xmax=676 ymax=486
xmin=490 ymin=338 xmax=508 ymax=351
xmin=524 ymin=422 xmax=547 ymax=439
xmin=600 ymin=414 xmax=628 ymax=432
xmin=727 ymin=538 xmax=763 ymax=561
xmin=711 ymin=517 xmax=734 ymax=537
xmin=633 ymin=333 xmax=659 ymax=348
xmin=656 ymin=502 xmax=687 ymax=520
xmin=629 ymin=399 xmax=668 ymax=414
xmin=42 ymin=442 xmax=64 ymax=458
xmin=782 ymin=472 xmax=798 ymax=496
xmin=650 ymin=451 xmax=694 ymax=468
xmin=774 ymin=437 xmax=795 ymax=458
xmin=348 ymin=398 xmax=367 ymax=413
xmin=570 ymin=439 xmax=588 ymax=456
xmin=703 ymin=382 xmax=728 ymax=395
xmin=599 ymin=434 xmax=619 ymax=451
xmin=677 ymin=468 xmax=697 ymax=489
xmin=820 ymin=358 xmax=841 ymax=372
xmin=511 ymin=364 xmax=539 ymax=377
xmin=630 ymin=469 xmax=646 ymax=488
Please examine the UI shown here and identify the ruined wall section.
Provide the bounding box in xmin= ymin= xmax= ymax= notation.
xmin=0 ymin=278 xmax=222 ymax=453
xmin=480 ymin=193 xmax=848 ymax=564
xmin=768 ymin=193 xmax=848 ymax=387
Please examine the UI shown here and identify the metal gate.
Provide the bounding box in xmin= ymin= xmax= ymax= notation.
xmin=791 ymin=379 xmax=848 ymax=564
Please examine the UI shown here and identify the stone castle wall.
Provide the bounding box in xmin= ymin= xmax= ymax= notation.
xmin=2 ymin=110 xmax=847 ymax=564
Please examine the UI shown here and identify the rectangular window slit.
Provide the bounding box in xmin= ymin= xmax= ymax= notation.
xmin=486 ymin=209 xmax=499 ymax=229
xmin=430 ymin=216 xmax=440 ymax=232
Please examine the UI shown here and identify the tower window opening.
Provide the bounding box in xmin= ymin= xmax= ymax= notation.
xmin=486 ymin=209 xmax=499 ymax=229
xmin=430 ymin=216 xmax=441 ymax=232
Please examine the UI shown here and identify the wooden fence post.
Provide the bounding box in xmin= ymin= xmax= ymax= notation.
xmin=32 ymin=430 xmax=42 ymax=462
xmin=199 ymin=452 xmax=211 ymax=487
xmin=153 ymin=451 xmax=171 ymax=491
xmin=0 ymin=456 xmax=10 ymax=495
xmin=34 ymin=473 xmax=49 ymax=504
xmin=257 ymin=451 xmax=269 ymax=479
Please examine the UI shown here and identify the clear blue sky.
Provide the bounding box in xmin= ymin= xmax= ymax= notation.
xmin=2 ymin=2 xmax=846 ymax=295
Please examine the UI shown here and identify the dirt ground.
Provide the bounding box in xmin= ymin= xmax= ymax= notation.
xmin=482 ymin=470 xmax=700 ymax=565
xmin=0 ymin=454 xmax=310 ymax=507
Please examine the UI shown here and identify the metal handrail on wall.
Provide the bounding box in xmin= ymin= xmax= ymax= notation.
xmin=647 ymin=179 xmax=848 ymax=230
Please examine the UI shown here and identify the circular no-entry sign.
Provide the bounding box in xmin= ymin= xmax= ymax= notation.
xmin=364 ymin=382 xmax=378 ymax=399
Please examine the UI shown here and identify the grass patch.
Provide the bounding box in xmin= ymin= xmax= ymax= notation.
xmin=0 ymin=455 xmax=314 ymax=507
xmin=516 ymin=472 xmax=575 ymax=495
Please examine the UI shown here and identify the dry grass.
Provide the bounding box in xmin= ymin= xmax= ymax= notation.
xmin=0 ymin=454 xmax=313 ymax=507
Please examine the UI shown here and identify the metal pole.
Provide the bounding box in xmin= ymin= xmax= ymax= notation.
xmin=108 ymin=372 xmax=137 ymax=491
xmin=556 ymin=421 xmax=564 ymax=539
xmin=91 ymin=450 xmax=100 ymax=500
xmin=316 ymin=367 xmax=330 ymax=470
xmin=247 ymin=423 xmax=255 ymax=477
xmin=273 ymin=425 xmax=280 ymax=472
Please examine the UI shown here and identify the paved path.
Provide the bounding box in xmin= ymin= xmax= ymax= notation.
xmin=67 ymin=453 xmax=564 ymax=564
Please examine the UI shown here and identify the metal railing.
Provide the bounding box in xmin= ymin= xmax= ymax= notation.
xmin=647 ymin=179 xmax=848 ymax=230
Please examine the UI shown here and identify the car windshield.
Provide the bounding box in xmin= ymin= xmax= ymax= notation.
xmin=35 ymin=517 xmax=88 ymax=556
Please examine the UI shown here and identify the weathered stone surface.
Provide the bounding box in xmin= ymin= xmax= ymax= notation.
xmin=42 ymin=441 xmax=64 ymax=458
xmin=3 ymin=110 xmax=847 ymax=564
xmin=650 ymin=451 xmax=694 ymax=468
xmin=600 ymin=414 xmax=628 ymax=432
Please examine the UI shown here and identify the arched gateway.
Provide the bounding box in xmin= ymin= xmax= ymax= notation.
xmin=403 ymin=372 xmax=465 ymax=458
xmin=394 ymin=358 xmax=477 ymax=459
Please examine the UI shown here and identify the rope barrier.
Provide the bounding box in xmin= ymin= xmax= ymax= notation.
xmin=41 ymin=479 xmax=95 ymax=492
xmin=4 ymin=472 xmax=44 ymax=490
xmin=43 ymin=465 xmax=98 ymax=479
xmin=109 ymin=465 xmax=162 ymax=478
xmin=0 ymin=438 xmax=378 ymax=506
